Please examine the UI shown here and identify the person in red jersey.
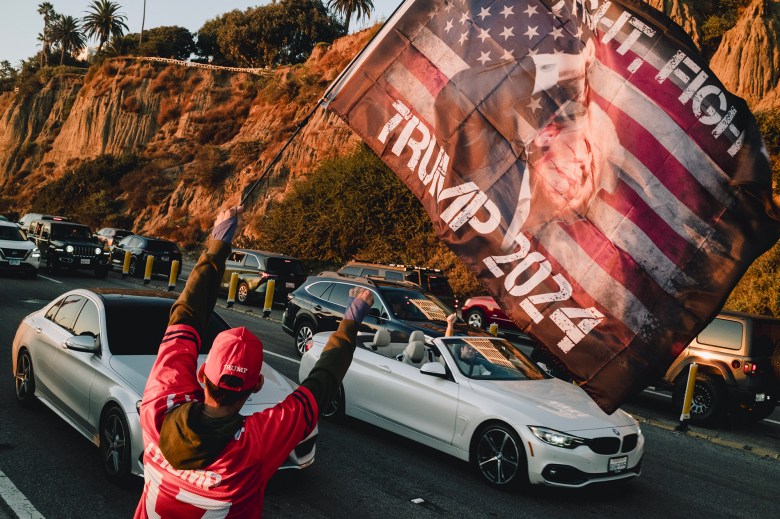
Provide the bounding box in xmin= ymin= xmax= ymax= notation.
xmin=135 ymin=205 xmax=373 ymax=518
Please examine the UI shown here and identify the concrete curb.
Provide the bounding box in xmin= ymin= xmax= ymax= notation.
xmin=633 ymin=415 xmax=780 ymax=460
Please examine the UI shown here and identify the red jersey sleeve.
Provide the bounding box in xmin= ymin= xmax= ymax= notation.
xmin=140 ymin=324 xmax=204 ymax=443
xmin=243 ymin=386 xmax=319 ymax=481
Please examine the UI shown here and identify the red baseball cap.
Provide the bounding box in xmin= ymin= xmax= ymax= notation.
xmin=201 ymin=327 xmax=263 ymax=391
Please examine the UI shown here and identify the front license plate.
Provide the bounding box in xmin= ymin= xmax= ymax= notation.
xmin=9 ymin=259 xmax=20 ymax=266
xmin=161 ymin=256 xmax=170 ymax=262
xmin=755 ymin=393 xmax=766 ymax=402
xmin=286 ymin=282 xmax=295 ymax=288
xmin=609 ymin=456 xmax=628 ymax=473
xmin=80 ymin=259 xmax=91 ymax=265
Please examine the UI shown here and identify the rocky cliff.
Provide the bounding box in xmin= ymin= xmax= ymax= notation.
xmin=0 ymin=3 xmax=778 ymax=237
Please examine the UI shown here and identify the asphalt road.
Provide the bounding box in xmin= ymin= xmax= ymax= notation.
xmin=0 ymin=266 xmax=778 ymax=518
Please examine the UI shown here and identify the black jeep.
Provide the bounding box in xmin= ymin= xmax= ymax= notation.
xmin=29 ymin=220 xmax=110 ymax=278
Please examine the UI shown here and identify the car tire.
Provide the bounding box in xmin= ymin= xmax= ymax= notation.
xmin=14 ymin=350 xmax=36 ymax=408
xmin=673 ymin=373 xmax=725 ymax=427
xmin=128 ymin=257 xmax=139 ymax=278
xmin=237 ymin=281 xmax=251 ymax=305
xmin=472 ymin=423 xmax=527 ymax=489
xmin=465 ymin=309 xmax=486 ymax=329
xmin=100 ymin=406 xmax=132 ymax=486
xmin=294 ymin=320 xmax=315 ymax=357
xmin=322 ymin=384 xmax=345 ymax=422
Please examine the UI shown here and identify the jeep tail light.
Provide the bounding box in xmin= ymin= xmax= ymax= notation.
xmin=743 ymin=362 xmax=758 ymax=375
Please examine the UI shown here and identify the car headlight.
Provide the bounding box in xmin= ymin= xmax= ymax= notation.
xmin=65 ymin=245 xmax=74 ymax=253
xmin=94 ymin=247 xmax=102 ymax=255
xmin=528 ymin=426 xmax=585 ymax=449
xmin=32 ymin=247 xmax=40 ymax=258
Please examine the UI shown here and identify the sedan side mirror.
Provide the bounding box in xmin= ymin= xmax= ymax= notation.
xmin=420 ymin=362 xmax=447 ymax=378
xmin=65 ymin=335 xmax=99 ymax=353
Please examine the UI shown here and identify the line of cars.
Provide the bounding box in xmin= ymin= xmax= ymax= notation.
xmin=6 ymin=219 xmax=648 ymax=491
xmin=3 ymin=212 xmax=185 ymax=280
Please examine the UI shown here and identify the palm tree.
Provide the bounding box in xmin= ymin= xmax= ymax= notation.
xmin=37 ymin=2 xmax=57 ymax=66
xmin=327 ymin=0 xmax=374 ymax=33
xmin=52 ymin=15 xmax=86 ymax=65
xmin=82 ymin=0 xmax=129 ymax=54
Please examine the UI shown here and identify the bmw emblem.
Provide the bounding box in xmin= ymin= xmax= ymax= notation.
xmin=612 ymin=428 xmax=620 ymax=436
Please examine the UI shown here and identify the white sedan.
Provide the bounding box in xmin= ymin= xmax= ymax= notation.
xmin=300 ymin=331 xmax=643 ymax=488
xmin=12 ymin=288 xmax=317 ymax=485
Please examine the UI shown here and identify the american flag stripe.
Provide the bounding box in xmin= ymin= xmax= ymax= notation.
xmin=535 ymin=223 xmax=659 ymax=340
xmin=398 ymin=45 xmax=450 ymax=98
xmin=590 ymin=85 xmax=726 ymax=226
xmin=588 ymin=60 xmax=735 ymax=207
xmin=386 ymin=61 xmax=437 ymax=123
xmin=606 ymin=131 xmax=715 ymax=247
xmin=589 ymin=193 xmax=696 ymax=293
xmin=596 ymin=34 xmax=742 ymax=169
xmin=414 ymin=25 xmax=470 ymax=81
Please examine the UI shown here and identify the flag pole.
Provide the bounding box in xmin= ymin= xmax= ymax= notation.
xmin=239 ymin=103 xmax=319 ymax=207
xmin=320 ymin=0 xmax=413 ymax=106
xmin=241 ymin=1 xmax=413 ymax=207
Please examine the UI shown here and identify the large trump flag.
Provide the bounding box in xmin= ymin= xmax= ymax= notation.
xmin=322 ymin=0 xmax=780 ymax=413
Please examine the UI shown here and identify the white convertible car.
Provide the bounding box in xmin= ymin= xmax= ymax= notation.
xmin=12 ymin=288 xmax=317 ymax=484
xmin=300 ymin=331 xmax=644 ymax=489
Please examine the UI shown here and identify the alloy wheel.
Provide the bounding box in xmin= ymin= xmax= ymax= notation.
xmin=475 ymin=425 xmax=523 ymax=487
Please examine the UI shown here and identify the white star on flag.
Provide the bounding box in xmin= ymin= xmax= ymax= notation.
xmin=500 ymin=26 xmax=514 ymax=40
xmin=500 ymin=5 xmax=514 ymax=18
xmin=478 ymin=7 xmax=491 ymax=20
xmin=524 ymin=5 xmax=538 ymax=17
xmin=524 ymin=25 xmax=539 ymax=39
xmin=477 ymin=50 xmax=491 ymax=65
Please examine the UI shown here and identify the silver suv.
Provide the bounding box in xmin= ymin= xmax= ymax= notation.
xmin=0 ymin=221 xmax=40 ymax=277
xmin=661 ymin=311 xmax=780 ymax=426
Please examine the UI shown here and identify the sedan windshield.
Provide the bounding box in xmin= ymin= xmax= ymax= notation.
xmin=443 ymin=337 xmax=547 ymax=381
xmin=379 ymin=286 xmax=453 ymax=321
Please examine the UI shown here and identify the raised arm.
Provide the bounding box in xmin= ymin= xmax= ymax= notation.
xmin=169 ymin=206 xmax=241 ymax=336
xmin=300 ymin=287 xmax=374 ymax=415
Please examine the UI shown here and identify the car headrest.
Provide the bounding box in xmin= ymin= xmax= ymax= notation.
xmin=404 ymin=340 xmax=426 ymax=363
xmin=408 ymin=330 xmax=424 ymax=343
xmin=373 ymin=328 xmax=391 ymax=348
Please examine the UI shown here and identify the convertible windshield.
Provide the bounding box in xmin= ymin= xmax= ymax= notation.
xmin=379 ymin=286 xmax=453 ymax=322
xmin=443 ymin=337 xmax=547 ymax=381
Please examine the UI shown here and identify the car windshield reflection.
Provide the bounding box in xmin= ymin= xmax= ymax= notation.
xmin=380 ymin=287 xmax=453 ymax=322
xmin=443 ymin=337 xmax=547 ymax=381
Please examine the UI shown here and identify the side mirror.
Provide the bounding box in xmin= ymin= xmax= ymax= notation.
xmin=420 ymin=362 xmax=447 ymax=378
xmin=65 ymin=335 xmax=99 ymax=353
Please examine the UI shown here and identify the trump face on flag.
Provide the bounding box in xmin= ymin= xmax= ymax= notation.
xmin=323 ymin=0 xmax=780 ymax=413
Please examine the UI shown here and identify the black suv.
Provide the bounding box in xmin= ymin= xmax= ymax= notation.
xmin=29 ymin=220 xmax=110 ymax=278
xmin=659 ymin=311 xmax=780 ymax=426
xmin=338 ymin=261 xmax=456 ymax=307
xmin=220 ymin=248 xmax=307 ymax=305
xmin=282 ymin=272 xmax=479 ymax=357
xmin=109 ymin=235 xmax=182 ymax=278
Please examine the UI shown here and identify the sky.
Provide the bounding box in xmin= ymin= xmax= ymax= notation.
xmin=0 ymin=0 xmax=402 ymax=66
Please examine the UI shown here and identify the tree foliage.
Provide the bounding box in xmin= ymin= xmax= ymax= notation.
xmin=250 ymin=144 xmax=482 ymax=296
xmin=29 ymin=154 xmax=138 ymax=229
xmin=195 ymin=0 xmax=345 ymax=67
xmin=51 ymin=15 xmax=86 ymax=65
xmin=109 ymin=26 xmax=196 ymax=60
xmin=327 ymin=0 xmax=374 ymax=33
xmin=82 ymin=0 xmax=129 ymax=54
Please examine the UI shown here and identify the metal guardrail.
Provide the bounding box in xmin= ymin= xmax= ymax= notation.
xmin=135 ymin=56 xmax=272 ymax=76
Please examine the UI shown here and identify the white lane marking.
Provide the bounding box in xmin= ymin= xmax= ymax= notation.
xmin=37 ymin=275 xmax=62 ymax=284
xmin=0 ymin=468 xmax=45 ymax=518
xmin=264 ymin=350 xmax=301 ymax=365
xmin=765 ymin=418 xmax=780 ymax=425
